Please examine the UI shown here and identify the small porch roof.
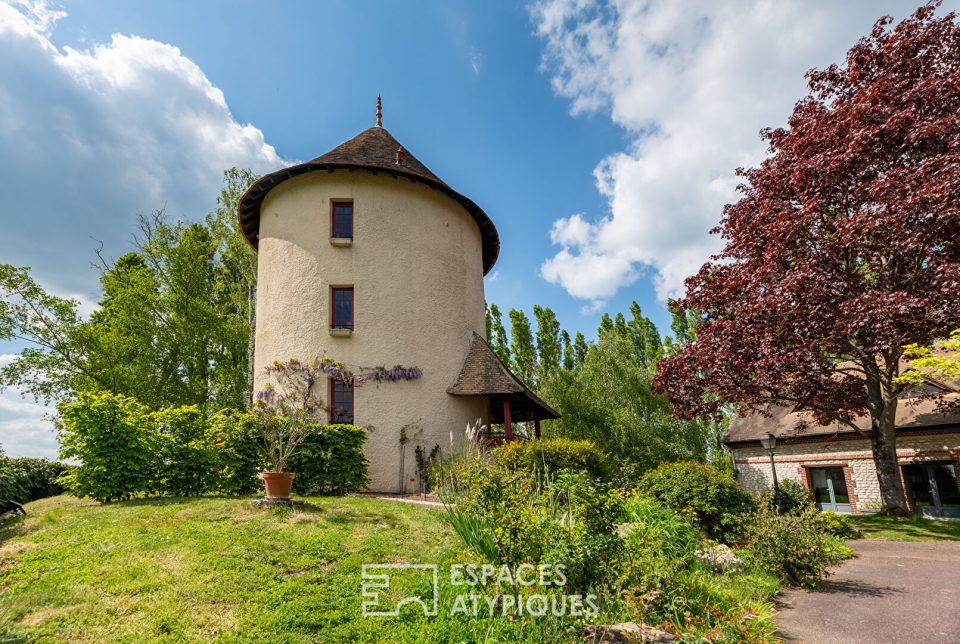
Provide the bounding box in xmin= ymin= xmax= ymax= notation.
xmin=447 ymin=332 xmax=560 ymax=421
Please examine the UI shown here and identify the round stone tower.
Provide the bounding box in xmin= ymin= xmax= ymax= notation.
xmin=237 ymin=106 xmax=501 ymax=492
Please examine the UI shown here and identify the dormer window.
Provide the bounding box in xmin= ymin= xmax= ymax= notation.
xmin=331 ymin=200 xmax=353 ymax=240
xmin=899 ymin=379 xmax=947 ymax=399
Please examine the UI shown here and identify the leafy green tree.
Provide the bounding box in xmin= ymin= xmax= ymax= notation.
xmin=83 ymin=253 xmax=164 ymax=405
xmin=0 ymin=265 xmax=100 ymax=402
xmin=663 ymin=301 xmax=702 ymax=357
xmin=0 ymin=169 xmax=258 ymax=411
xmin=205 ymin=167 xmax=260 ymax=402
xmin=626 ymin=302 xmax=663 ymax=365
xmin=899 ymin=329 xmax=960 ymax=387
xmin=561 ymin=330 xmax=575 ymax=371
xmin=533 ymin=305 xmax=561 ymax=382
xmin=486 ymin=303 xmax=511 ymax=366
xmin=57 ymin=391 xmax=161 ymax=502
xmin=541 ymin=331 xmax=712 ymax=482
xmin=508 ymin=309 xmax=536 ymax=383
xmin=598 ymin=313 xmax=614 ymax=339
xmin=573 ymin=331 xmax=588 ymax=368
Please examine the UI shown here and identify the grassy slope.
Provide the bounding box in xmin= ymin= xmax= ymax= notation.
xmin=0 ymin=496 xmax=565 ymax=643
xmin=849 ymin=514 xmax=960 ymax=541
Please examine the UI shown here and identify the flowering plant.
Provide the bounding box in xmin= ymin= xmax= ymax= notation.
xmin=254 ymin=358 xmax=330 ymax=472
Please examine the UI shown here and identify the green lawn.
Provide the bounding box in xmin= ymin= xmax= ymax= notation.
xmin=849 ymin=514 xmax=960 ymax=541
xmin=0 ymin=495 xmax=570 ymax=642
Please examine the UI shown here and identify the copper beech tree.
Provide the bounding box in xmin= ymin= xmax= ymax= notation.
xmin=654 ymin=4 xmax=960 ymax=516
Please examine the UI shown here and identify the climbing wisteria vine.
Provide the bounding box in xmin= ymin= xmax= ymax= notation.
xmin=261 ymin=354 xmax=422 ymax=388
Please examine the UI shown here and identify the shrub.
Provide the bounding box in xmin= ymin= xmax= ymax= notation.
xmin=447 ymin=464 xmax=624 ymax=593
xmin=286 ymin=424 xmax=369 ymax=495
xmin=541 ymin=471 xmax=625 ymax=592
xmin=57 ymin=392 xmax=160 ymax=502
xmin=6 ymin=458 xmax=70 ymax=502
xmin=824 ymin=535 xmax=856 ymax=564
xmin=764 ymin=478 xmax=814 ymax=514
xmin=210 ymin=409 xmax=263 ymax=495
xmin=0 ymin=445 xmax=21 ymax=504
xmin=494 ymin=438 xmax=612 ymax=481
xmin=446 ymin=463 xmax=545 ymax=564
xmin=153 ymin=406 xmax=218 ymax=496
xmin=639 ymin=461 xmax=755 ymax=542
xmin=817 ymin=510 xmax=861 ymax=539
xmin=742 ymin=504 xmax=831 ymax=588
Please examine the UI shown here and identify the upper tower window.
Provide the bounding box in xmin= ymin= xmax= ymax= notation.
xmin=331 ymin=201 xmax=353 ymax=239
xmin=331 ymin=287 xmax=354 ymax=330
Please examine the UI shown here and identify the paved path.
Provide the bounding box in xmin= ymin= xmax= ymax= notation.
xmin=776 ymin=540 xmax=960 ymax=643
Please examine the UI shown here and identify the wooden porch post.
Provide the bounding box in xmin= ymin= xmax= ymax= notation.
xmin=534 ymin=417 xmax=541 ymax=439
xmin=503 ymin=397 xmax=513 ymax=443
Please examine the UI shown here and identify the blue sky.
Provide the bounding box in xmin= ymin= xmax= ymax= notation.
xmin=0 ymin=0 xmax=950 ymax=456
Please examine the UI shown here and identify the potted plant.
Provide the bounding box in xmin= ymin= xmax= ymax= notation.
xmin=253 ymin=358 xmax=330 ymax=500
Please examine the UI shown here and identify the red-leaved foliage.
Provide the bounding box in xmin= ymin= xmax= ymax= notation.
xmin=655 ymin=3 xmax=960 ymax=433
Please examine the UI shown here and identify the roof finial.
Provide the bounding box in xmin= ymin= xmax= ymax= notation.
xmin=376 ymin=94 xmax=382 ymax=127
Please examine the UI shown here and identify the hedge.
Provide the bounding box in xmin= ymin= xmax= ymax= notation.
xmin=287 ymin=424 xmax=369 ymax=495
xmin=6 ymin=458 xmax=70 ymax=502
xmin=55 ymin=391 xmax=369 ymax=501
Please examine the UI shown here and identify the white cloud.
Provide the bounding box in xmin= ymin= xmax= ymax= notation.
xmin=0 ymin=388 xmax=57 ymax=459
xmin=0 ymin=0 xmax=290 ymax=457
xmin=0 ymin=0 xmax=287 ymax=297
xmin=532 ymin=0 xmax=939 ymax=306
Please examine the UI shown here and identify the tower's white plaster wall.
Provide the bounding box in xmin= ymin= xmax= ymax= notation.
xmin=254 ymin=170 xmax=489 ymax=491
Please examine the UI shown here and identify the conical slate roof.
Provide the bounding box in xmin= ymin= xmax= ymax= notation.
xmin=311 ymin=126 xmax=442 ymax=183
xmin=237 ymin=125 xmax=500 ymax=274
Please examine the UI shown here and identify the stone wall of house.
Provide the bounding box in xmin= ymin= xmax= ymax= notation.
xmin=731 ymin=430 xmax=960 ymax=513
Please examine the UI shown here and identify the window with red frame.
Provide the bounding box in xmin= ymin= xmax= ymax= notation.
xmin=331 ymin=287 xmax=354 ymax=329
xmin=331 ymin=201 xmax=353 ymax=239
xmin=329 ymin=378 xmax=354 ymax=423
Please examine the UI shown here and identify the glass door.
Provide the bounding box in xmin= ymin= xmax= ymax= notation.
xmin=903 ymin=463 xmax=960 ymax=519
xmin=931 ymin=464 xmax=960 ymax=519
xmin=809 ymin=467 xmax=852 ymax=514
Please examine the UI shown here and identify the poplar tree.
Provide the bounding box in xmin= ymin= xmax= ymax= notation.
xmin=533 ymin=304 xmax=561 ymax=382
xmin=508 ymin=308 xmax=536 ymax=383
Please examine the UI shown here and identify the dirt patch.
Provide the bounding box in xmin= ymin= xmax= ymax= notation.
xmin=0 ymin=541 xmax=36 ymax=566
xmin=19 ymin=604 xmax=83 ymax=628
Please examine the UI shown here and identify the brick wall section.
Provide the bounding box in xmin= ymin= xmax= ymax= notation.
xmin=731 ymin=432 xmax=960 ymax=513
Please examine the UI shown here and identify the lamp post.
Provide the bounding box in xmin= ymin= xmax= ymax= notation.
xmin=759 ymin=432 xmax=782 ymax=513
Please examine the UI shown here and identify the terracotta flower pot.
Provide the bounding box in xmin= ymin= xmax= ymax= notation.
xmin=261 ymin=471 xmax=295 ymax=499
